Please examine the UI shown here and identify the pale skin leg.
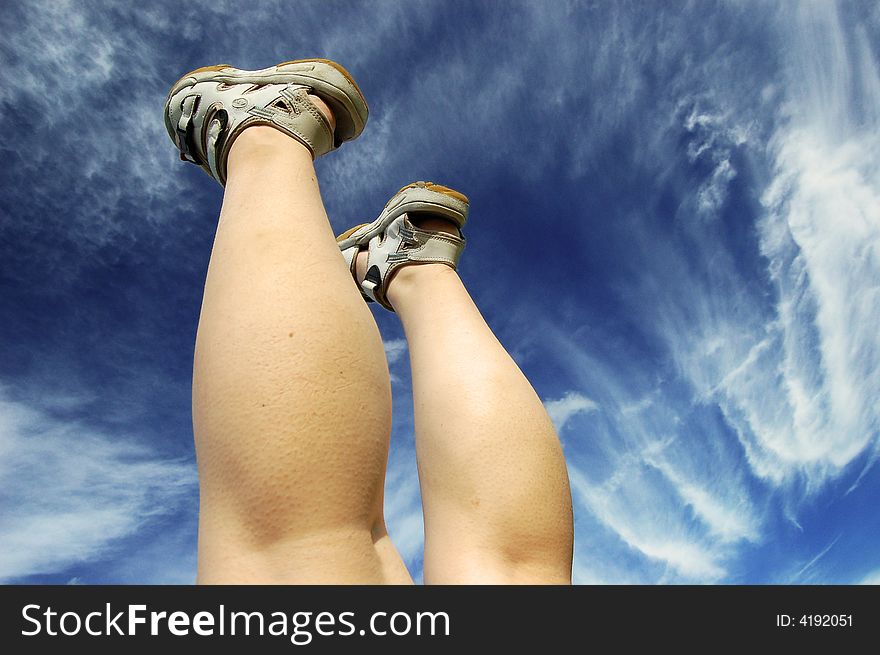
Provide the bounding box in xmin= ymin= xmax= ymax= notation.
xmin=194 ymin=91 xmax=570 ymax=583
xmin=192 ymin=110 xmax=412 ymax=583
xmin=358 ymin=224 xmax=574 ymax=584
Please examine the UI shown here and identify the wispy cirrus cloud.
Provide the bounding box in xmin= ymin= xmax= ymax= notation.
xmin=569 ymin=464 xmax=726 ymax=581
xmin=857 ymin=569 xmax=880 ymax=585
xmin=657 ymin=1 xmax=880 ymax=491
xmin=0 ymin=386 xmax=196 ymax=582
xmin=534 ymin=1 xmax=880 ymax=583
xmin=787 ymin=535 xmax=842 ymax=584
xmin=544 ymin=391 xmax=597 ymax=433
xmin=538 ymin=327 xmax=763 ymax=582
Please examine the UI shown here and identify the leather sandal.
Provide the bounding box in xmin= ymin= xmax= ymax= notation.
xmin=163 ymin=58 xmax=368 ymax=185
xmin=337 ymin=182 xmax=469 ymax=311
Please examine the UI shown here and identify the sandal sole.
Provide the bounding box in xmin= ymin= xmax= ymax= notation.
xmin=336 ymin=183 xmax=469 ymax=250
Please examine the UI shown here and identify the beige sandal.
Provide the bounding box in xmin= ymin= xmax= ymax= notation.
xmin=163 ymin=58 xmax=368 ymax=185
xmin=337 ymin=182 xmax=469 ymax=311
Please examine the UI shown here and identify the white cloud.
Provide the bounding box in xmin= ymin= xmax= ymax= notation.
xmin=857 ymin=568 xmax=880 ymax=585
xmin=569 ymin=464 xmax=726 ymax=581
xmin=382 ymin=448 xmax=424 ymax=580
xmin=683 ymin=1 xmax=880 ymax=489
xmin=536 ymin=326 xmax=766 ymax=583
xmin=696 ymin=156 xmax=736 ymax=216
xmin=788 ymin=536 xmax=841 ymax=583
xmin=0 ymin=1 xmax=186 ymax=197
xmin=681 ymin=104 xmax=750 ymax=219
xmin=599 ymin=1 xmax=880 ymax=496
xmin=644 ymin=456 xmax=760 ymax=544
xmin=544 ymin=391 xmax=597 ymax=432
xmin=0 ymin=388 xmax=197 ymax=582
xmin=383 ymin=338 xmax=408 ymax=365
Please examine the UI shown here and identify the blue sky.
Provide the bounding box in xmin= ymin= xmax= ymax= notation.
xmin=1 ymin=0 xmax=878 ymax=584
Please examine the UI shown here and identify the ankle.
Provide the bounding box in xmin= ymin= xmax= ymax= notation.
xmin=226 ymin=126 xmax=312 ymax=180
xmin=385 ymin=262 xmax=458 ymax=310
xmin=227 ymin=93 xmax=336 ymax=166
xmin=386 ymin=214 xmax=462 ymax=304
xmin=229 ymin=124 xmax=301 ymax=156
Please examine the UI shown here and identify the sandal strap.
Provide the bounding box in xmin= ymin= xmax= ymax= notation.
xmin=172 ymin=83 xmax=332 ymax=184
xmin=340 ymin=241 xmax=375 ymax=304
xmin=165 ymin=60 xmax=367 ymax=186
xmin=361 ymin=214 xmax=465 ymax=311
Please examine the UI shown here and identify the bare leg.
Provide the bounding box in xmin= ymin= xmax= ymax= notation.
xmin=383 ymin=232 xmax=574 ymax=584
xmin=192 ymin=122 xmax=411 ymax=584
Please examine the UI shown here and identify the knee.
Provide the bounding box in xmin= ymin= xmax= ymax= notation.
xmin=198 ymin=520 xmax=400 ymax=584
xmin=426 ymin=526 xmax=573 ymax=585
xmin=426 ymin=551 xmax=571 ymax=585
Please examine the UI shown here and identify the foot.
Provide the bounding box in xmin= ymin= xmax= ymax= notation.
xmin=337 ymin=182 xmax=470 ymax=312
xmin=163 ymin=59 xmax=367 ymax=185
xmin=353 ymin=214 xmax=459 ymax=285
